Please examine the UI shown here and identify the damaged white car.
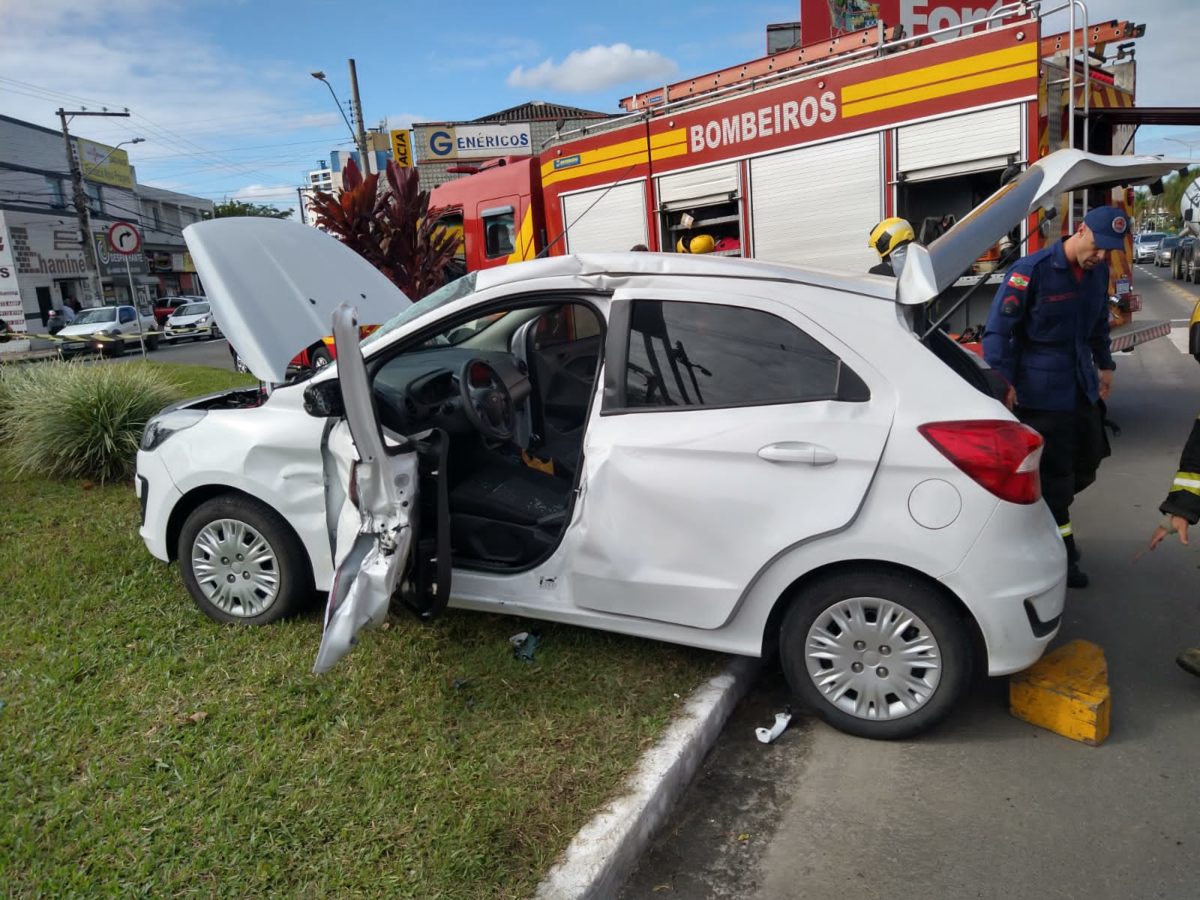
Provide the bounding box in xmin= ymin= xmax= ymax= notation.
xmin=136 ymin=150 xmax=1185 ymax=739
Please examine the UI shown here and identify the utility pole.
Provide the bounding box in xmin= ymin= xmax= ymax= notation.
xmin=296 ymin=187 xmax=308 ymax=225
xmin=347 ymin=59 xmax=371 ymax=174
xmin=58 ymin=108 xmax=130 ymax=307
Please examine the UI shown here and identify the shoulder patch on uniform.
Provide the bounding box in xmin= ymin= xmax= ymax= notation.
xmin=1007 ymin=273 xmax=1030 ymax=289
xmin=1001 ymin=294 xmax=1021 ymax=316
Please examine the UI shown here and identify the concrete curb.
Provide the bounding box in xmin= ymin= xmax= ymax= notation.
xmin=535 ymin=656 xmax=761 ymax=900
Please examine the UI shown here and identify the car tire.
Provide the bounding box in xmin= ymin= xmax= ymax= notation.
xmin=146 ymin=333 xmax=160 ymax=351
xmin=178 ymin=494 xmax=313 ymax=626
xmin=105 ymin=337 xmax=125 ymax=358
xmin=310 ymin=346 xmax=332 ymax=369
xmin=211 ymin=322 xmax=222 ymax=341
xmin=779 ymin=569 xmax=973 ymax=740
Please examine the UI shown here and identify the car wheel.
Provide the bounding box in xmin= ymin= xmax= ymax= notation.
xmin=310 ymin=346 xmax=332 ymax=369
xmin=178 ymin=495 xmax=313 ymax=625
xmin=105 ymin=337 xmax=125 ymax=358
xmin=211 ymin=322 xmax=222 ymax=341
xmin=146 ymin=333 xmax=160 ymax=351
xmin=779 ymin=569 xmax=972 ymax=740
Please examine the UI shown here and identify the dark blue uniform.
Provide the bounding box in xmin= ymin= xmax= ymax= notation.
xmin=982 ymin=237 xmax=1115 ymax=587
xmin=982 ymin=239 xmax=1115 ymax=411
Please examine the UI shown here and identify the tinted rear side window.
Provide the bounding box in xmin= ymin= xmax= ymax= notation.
xmin=624 ymin=300 xmax=857 ymax=409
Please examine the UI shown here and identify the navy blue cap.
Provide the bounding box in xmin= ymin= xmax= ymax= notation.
xmin=1083 ymin=206 xmax=1130 ymax=251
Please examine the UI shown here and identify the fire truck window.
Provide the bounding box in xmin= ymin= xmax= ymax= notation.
xmin=622 ymin=300 xmax=858 ymax=409
xmin=484 ymin=212 xmax=515 ymax=258
xmin=662 ymin=199 xmax=742 ymax=258
xmin=436 ymin=213 xmax=465 ymax=263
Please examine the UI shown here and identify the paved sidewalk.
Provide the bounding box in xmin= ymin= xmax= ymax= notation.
xmin=535 ymin=657 xmax=761 ymax=900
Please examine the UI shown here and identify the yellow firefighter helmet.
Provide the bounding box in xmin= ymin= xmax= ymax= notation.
xmin=689 ymin=234 xmax=716 ymax=254
xmin=869 ymin=217 xmax=916 ymax=260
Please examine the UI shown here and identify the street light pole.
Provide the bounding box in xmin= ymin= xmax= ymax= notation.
xmin=58 ymin=108 xmax=130 ymax=307
xmin=347 ymin=59 xmax=371 ymax=174
xmin=1164 ymin=137 xmax=1200 ymax=160
xmin=312 ymin=66 xmax=371 ymax=174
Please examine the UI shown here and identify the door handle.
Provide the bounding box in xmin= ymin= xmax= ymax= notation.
xmin=757 ymin=441 xmax=838 ymax=466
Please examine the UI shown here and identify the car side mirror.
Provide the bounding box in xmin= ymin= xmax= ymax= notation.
xmin=303 ymin=379 xmax=345 ymax=418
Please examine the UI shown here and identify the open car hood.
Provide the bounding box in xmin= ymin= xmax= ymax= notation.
xmin=899 ymin=149 xmax=1193 ymax=305
xmin=183 ymin=218 xmax=412 ymax=382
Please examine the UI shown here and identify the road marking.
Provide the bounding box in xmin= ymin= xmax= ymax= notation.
xmin=1169 ymin=325 xmax=1192 ymax=355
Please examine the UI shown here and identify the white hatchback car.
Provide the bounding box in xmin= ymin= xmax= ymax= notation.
xmin=164 ymin=300 xmax=221 ymax=343
xmin=136 ymin=151 xmax=1184 ymax=739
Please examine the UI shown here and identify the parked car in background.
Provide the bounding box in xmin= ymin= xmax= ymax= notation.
xmin=151 ymin=295 xmax=205 ymax=327
xmin=164 ymin=301 xmax=221 ymax=343
xmin=1155 ymin=235 xmax=1181 ymax=267
xmin=1171 ymin=236 xmax=1198 ymax=281
xmin=1134 ymin=231 xmax=1165 ymax=263
xmin=58 ymin=305 xmax=160 ymax=357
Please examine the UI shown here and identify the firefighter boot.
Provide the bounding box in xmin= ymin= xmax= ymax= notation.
xmin=1063 ymin=533 xmax=1088 ymax=589
xmin=1177 ymin=647 xmax=1200 ymax=678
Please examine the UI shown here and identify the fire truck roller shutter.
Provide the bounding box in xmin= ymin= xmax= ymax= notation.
xmin=750 ymin=133 xmax=883 ymax=273
xmin=657 ymin=163 xmax=738 ymax=205
xmin=897 ymin=105 xmax=1023 ymax=183
xmin=561 ymin=180 xmax=648 ymax=254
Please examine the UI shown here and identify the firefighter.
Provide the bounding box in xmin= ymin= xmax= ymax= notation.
xmin=868 ymin=217 xmax=915 ymax=276
xmin=982 ymin=205 xmax=1126 ymax=589
xmin=1147 ymin=411 xmax=1200 ymax=677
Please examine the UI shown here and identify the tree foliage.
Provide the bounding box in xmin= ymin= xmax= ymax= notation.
xmin=212 ymin=200 xmax=293 ymax=219
xmin=1134 ymin=169 xmax=1200 ymax=233
xmin=308 ymin=159 xmax=462 ymax=300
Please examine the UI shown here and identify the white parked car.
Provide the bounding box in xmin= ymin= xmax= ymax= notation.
xmin=58 ymin=304 xmax=159 ymax=357
xmin=1134 ymin=232 xmax=1165 ymax=263
xmin=136 ymin=151 xmax=1184 ymax=739
xmin=164 ymin=301 xmax=221 ymax=343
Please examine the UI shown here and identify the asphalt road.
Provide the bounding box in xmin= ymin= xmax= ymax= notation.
xmin=79 ymin=334 xmax=239 ymax=371
xmin=621 ymin=265 xmax=1200 ymax=900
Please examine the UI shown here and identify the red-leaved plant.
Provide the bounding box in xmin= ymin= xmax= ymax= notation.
xmin=308 ymin=159 xmax=462 ymax=300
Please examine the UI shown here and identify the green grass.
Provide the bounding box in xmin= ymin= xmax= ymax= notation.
xmin=0 ymin=365 xmax=720 ymax=898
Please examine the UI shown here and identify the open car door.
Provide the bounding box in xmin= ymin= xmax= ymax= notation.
xmin=311 ymin=305 xmax=450 ymax=673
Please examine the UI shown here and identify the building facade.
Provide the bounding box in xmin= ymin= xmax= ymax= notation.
xmin=0 ymin=114 xmax=212 ymax=333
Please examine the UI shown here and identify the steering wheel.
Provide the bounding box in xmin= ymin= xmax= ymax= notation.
xmin=459 ymin=358 xmax=515 ymax=442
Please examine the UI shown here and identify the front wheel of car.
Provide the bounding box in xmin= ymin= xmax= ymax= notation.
xmin=177 ymin=495 xmax=313 ymax=625
xmin=210 ymin=322 xmax=222 ymax=341
xmin=779 ymin=569 xmax=972 ymax=740
xmin=310 ymin=346 xmax=332 ymax=369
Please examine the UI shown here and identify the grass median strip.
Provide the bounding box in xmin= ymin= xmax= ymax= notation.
xmin=0 ymin=364 xmax=721 ymax=897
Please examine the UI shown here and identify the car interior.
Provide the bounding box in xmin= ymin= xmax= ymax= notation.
xmin=368 ymin=299 xmax=604 ymax=572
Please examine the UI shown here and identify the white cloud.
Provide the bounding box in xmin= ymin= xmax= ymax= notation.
xmin=506 ymin=43 xmax=677 ymax=93
xmin=0 ymin=2 xmax=348 ymax=203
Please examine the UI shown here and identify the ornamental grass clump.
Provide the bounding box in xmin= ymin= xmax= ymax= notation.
xmin=0 ymin=360 xmax=182 ymax=483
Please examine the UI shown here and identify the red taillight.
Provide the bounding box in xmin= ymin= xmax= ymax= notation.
xmin=918 ymin=420 xmax=1043 ymax=505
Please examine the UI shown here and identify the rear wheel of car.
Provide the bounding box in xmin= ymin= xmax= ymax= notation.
xmin=310 ymin=346 xmax=332 ymax=369
xmin=779 ymin=569 xmax=972 ymax=740
xmin=178 ymin=495 xmax=312 ymax=625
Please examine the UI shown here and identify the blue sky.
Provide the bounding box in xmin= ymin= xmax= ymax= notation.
xmin=2 ymin=0 xmax=1196 ymax=216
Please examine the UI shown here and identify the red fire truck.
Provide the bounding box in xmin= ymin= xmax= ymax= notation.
xmin=430 ymin=4 xmax=1171 ymax=350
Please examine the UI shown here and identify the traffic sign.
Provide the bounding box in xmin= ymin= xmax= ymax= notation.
xmin=107 ymin=221 xmax=142 ymax=256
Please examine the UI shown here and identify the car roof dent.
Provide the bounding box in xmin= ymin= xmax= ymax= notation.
xmin=899 ymin=149 xmax=1192 ymax=306
xmin=183 ymin=218 xmax=412 ymax=382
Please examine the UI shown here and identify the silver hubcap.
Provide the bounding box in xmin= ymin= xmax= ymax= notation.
xmin=805 ymin=596 xmax=942 ymax=721
xmin=191 ymin=518 xmax=280 ymax=617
